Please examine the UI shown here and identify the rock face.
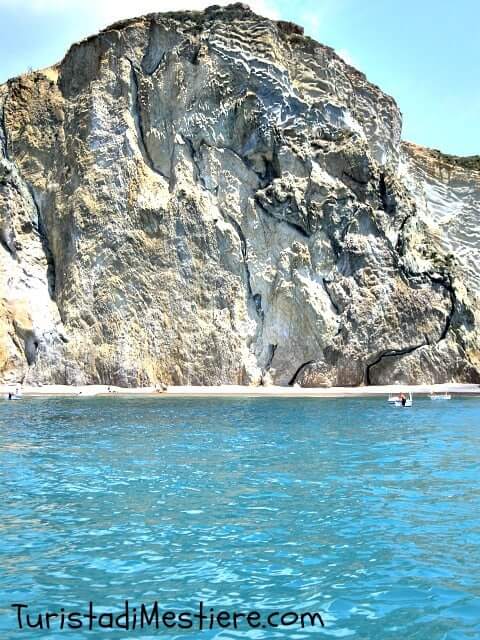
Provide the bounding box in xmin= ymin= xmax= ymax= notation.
xmin=0 ymin=3 xmax=479 ymax=386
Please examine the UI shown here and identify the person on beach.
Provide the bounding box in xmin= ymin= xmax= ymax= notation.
xmin=400 ymin=392 xmax=406 ymax=407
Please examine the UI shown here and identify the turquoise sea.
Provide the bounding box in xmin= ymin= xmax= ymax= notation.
xmin=0 ymin=396 xmax=479 ymax=639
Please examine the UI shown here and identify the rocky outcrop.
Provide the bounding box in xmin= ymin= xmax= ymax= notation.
xmin=0 ymin=3 xmax=479 ymax=386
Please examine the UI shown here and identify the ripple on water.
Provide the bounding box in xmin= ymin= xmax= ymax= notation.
xmin=0 ymin=396 xmax=479 ymax=639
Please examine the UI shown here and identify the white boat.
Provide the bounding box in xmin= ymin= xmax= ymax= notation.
xmin=429 ymin=392 xmax=451 ymax=400
xmin=388 ymin=393 xmax=400 ymax=403
xmin=394 ymin=392 xmax=413 ymax=407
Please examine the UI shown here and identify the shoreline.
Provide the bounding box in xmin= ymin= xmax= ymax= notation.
xmin=2 ymin=382 xmax=480 ymax=399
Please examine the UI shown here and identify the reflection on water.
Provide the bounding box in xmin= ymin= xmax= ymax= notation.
xmin=0 ymin=396 xmax=479 ymax=638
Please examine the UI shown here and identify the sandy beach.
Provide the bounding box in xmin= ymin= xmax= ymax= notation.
xmin=1 ymin=382 xmax=480 ymax=398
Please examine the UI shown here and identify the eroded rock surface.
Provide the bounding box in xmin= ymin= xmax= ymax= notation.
xmin=0 ymin=3 xmax=479 ymax=385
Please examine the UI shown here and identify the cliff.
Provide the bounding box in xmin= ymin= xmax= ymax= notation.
xmin=0 ymin=3 xmax=479 ymax=386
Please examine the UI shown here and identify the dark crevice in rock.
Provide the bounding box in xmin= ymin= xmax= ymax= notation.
xmin=127 ymin=58 xmax=168 ymax=180
xmin=342 ymin=170 xmax=367 ymax=185
xmin=263 ymin=343 xmax=277 ymax=374
xmin=404 ymin=268 xmax=455 ymax=341
xmin=379 ymin=172 xmax=388 ymax=209
xmin=260 ymin=152 xmax=281 ymax=186
xmin=223 ymin=212 xmax=262 ymax=319
xmin=322 ymin=278 xmax=340 ymax=314
xmin=27 ymin=185 xmax=56 ymax=299
xmin=0 ymin=99 xmax=9 ymax=160
xmin=190 ymin=44 xmax=201 ymax=65
xmin=183 ymin=136 xmax=209 ymax=190
xmin=395 ymin=208 xmax=457 ymax=343
xmin=252 ymin=293 xmax=263 ymax=317
xmin=255 ymin=197 xmax=310 ymax=238
xmin=326 ymin=233 xmax=342 ymax=261
xmin=288 ymin=360 xmax=314 ymax=386
xmin=379 ymin=172 xmax=395 ymax=214
xmin=322 ymin=211 xmax=360 ymax=267
xmin=0 ymin=232 xmax=16 ymax=257
xmin=395 ymin=211 xmax=414 ymax=253
xmin=436 ymin=273 xmax=456 ymax=341
xmin=13 ymin=320 xmax=40 ymax=366
xmin=24 ymin=335 xmax=40 ymax=366
xmin=364 ymin=269 xmax=456 ymax=385
xmin=365 ymin=341 xmax=427 ymax=385
xmin=0 ymin=207 xmax=17 ymax=257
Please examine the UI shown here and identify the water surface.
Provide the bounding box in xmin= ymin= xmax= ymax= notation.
xmin=0 ymin=396 xmax=479 ymax=639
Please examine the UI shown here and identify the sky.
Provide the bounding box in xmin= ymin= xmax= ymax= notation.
xmin=0 ymin=0 xmax=478 ymax=156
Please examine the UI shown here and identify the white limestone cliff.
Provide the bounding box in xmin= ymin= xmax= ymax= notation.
xmin=0 ymin=4 xmax=479 ymax=386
